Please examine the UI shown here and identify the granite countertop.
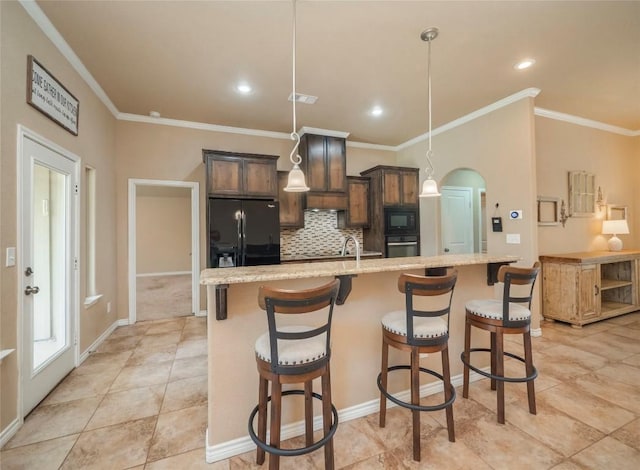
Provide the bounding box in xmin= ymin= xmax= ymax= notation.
xmin=281 ymin=251 xmax=383 ymax=262
xmin=200 ymin=253 xmax=520 ymax=285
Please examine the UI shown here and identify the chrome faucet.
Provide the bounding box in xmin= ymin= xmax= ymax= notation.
xmin=341 ymin=235 xmax=361 ymax=263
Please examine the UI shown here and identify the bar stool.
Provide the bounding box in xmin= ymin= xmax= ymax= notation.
xmin=460 ymin=262 xmax=540 ymax=424
xmin=248 ymin=279 xmax=340 ymax=470
xmin=377 ymin=271 xmax=457 ymax=462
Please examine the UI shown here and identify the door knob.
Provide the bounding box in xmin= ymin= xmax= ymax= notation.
xmin=25 ymin=285 xmax=40 ymax=295
xmin=444 ymin=248 xmax=450 ymax=252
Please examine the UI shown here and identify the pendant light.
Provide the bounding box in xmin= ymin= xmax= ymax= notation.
xmin=284 ymin=0 xmax=310 ymax=192
xmin=419 ymin=27 xmax=441 ymax=198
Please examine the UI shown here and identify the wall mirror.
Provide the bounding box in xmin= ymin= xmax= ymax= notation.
xmin=537 ymin=196 xmax=559 ymax=226
xmin=568 ymin=171 xmax=596 ymax=217
xmin=440 ymin=168 xmax=487 ymax=254
xmin=607 ymin=205 xmax=628 ymax=221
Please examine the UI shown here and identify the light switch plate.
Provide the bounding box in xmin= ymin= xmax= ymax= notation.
xmin=506 ymin=234 xmax=521 ymax=244
xmin=5 ymin=247 xmax=16 ymax=267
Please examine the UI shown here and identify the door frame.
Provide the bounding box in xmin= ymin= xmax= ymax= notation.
xmin=127 ymin=178 xmax=200 ymax=324
xmin=16 ymin=125 xmax=80 ymax=418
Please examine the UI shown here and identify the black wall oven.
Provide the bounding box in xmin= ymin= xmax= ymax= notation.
xmin=384 ymin=208 xmax=418 ymax=235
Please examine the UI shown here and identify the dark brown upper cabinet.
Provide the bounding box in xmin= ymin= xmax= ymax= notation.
xmin=277 ymin=171 xmax=304 ymax=228
xmin=299 ymin=134 xmax=347 ymax=193
xmin=337 ymin=176 xmax=370 ymax=228
xmin=361 ymin=165 xmax=419 ymax=207
xmin=203 ymin=150 xmax=278 ymax=198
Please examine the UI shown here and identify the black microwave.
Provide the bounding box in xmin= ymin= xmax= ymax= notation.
xmin=384 ymin=208 xmax=419 ymax=235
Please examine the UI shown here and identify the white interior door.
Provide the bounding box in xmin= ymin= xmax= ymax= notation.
xmin=21 ymin=134 xmax=77 ymax=416
xmin=440 ymin=186 xmax=474 ymax=254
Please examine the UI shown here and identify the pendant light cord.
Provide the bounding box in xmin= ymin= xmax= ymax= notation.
xmin=289 ymin=0 xmax=301 ymax=165
xmin=425 ymin=36 xmax=435 ymax=178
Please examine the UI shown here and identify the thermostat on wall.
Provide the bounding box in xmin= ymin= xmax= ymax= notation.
xmin=509 ymin=210 xmax=523 ymax=220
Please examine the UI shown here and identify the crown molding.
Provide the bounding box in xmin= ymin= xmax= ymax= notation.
xmin=117 ymin=113 xmax=291 ymax=140
xmin=534 ymin=108 xmax=640 ymax=137
xmin=397 ymin=88 xmax=542 ymax=151
xmin=298 ymin=126 xmax=350 ymax=139
xmin=19 ymin=0 xmax=119 ymax=117
xmin=347 ymin=141 xmax=397 ymax=152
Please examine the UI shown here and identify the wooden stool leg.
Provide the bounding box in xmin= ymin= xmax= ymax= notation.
xmin=269 ymin=381 xmax=282 ymax=470
xmin=495 ymin=330 xmax=505 ymax=424
xmin=462 ymin=317 xmax=471 ymax=399
xmin=490 ymin=332 xmax=497 ymax=391
xmin=321 ymin=366 xmax=335 ymax=470
xmin=256 ymin=376 xmax=268 ymax=465
xmin=379 ymin=337 xmax=389 ymax=427
xmin=441 ymin=344 xmax=455 ymax=442
xmin=523 ymin=331 xmax=537 ymax=415
xmin=304 ymin=380 xmax=313 ymax=447
xmin=411 ymin=348 xmax=421 ymax=462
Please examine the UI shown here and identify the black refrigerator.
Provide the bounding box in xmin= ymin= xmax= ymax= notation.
xmin=208 ymin=198 xmax=280 ymax=268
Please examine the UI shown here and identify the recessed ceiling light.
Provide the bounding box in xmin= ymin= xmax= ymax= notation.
xmin=149 ymin=111 xmax=161 ymax=118
xmin=236 ymin=83 xmax=252 ymax=94
xmin=514 ymin=58 xmax=536 ymax=70
xmin=370 ymin=106 xmax=383 ymax=117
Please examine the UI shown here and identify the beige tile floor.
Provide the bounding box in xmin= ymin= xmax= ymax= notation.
xmin=2 ymin=312 xmax=640 ymax=469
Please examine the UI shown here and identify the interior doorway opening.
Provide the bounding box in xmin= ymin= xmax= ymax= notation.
xmin=128 ymin=179 xmax=200 ymax=324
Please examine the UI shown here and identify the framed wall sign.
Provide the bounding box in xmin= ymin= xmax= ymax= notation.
xmin=27 ymin=55 xmax=79 ymax=135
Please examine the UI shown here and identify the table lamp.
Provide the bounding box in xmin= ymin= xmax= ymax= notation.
xmin=602 ymin=219 xmax=629 ymax=251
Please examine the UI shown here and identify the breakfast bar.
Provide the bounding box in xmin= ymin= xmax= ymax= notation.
xmin=201 ymin=253 xmax=519 ymax=462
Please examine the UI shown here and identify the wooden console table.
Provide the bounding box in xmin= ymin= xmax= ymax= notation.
xmin=540 ymin=250 xmax=640 ymax=327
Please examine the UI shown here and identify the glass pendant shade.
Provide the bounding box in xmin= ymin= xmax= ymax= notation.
xmin=283 ymin=163 xmax=310 ymax=192
xmin=419 ymin=177 xmax=441 ymax=197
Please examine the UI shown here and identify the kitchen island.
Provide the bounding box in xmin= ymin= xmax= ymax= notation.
xmin=201 ymin=253 xmax=519 ymax=462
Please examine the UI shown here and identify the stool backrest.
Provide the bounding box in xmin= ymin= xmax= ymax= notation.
xmin=257 ymin=279 xmax=340 ymax=374
xmin=497 ymin=262 xmax=541 ymax=326
xmin=398 ymin=271 xmax=458 ymax=346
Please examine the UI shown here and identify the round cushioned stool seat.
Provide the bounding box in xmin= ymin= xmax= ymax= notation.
xmin=465 ymin=299 xmax=531 ymax=322
xmin=255 ymin=326 xmax=327 ymax=366
xmin=381 ymin=310 xmax=448 ymax=339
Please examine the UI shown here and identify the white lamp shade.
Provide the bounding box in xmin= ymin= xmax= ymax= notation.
xmin=283 ymin=163 xmax=310 ymax=192
xmin=602 ymin=219 xmax=629 ymax=235
xmin=419 ymin=178 xmax=441 ymax=198
xmin=602 ymin=219 xmax=629 ymax=251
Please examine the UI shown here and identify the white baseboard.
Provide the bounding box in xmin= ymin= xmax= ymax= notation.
xmin=0 ymin=418 xmax=21 ymax=449
xmin=205 ymin=368 xmax=488 ymax=463
xmin=78 ymin=319 xmax=126 ymax=364
xmin=531 ymin=327 xmax=542 ymax=337
xmin=136 ymin=271 xmax=191 ymax=278
xmin=196 ymin=310 xmax=207 ymax=317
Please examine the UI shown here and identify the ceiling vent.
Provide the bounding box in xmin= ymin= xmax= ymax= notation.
xmin=288 ymin=92 xmax=318 ymax=104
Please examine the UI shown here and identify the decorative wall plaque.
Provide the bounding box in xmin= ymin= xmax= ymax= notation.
xmin=27 ymin=55 xmax=79 ymax=135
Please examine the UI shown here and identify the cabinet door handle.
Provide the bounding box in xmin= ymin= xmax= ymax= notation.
xmin=594 ymin=285 xmax=599 ymax=296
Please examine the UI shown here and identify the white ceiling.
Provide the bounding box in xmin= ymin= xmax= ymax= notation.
xmin=34 ymin=0 xmax=640 ymax=146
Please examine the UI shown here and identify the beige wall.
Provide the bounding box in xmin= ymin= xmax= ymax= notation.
xmin=136 ymin=193 xmax=192 ymax=274
xmin=535 ymin=117 xmax=639 ymax=254
xmin=114 ymin=121 xmax=396 ymax=317
xmin=0 ymin=2 xmax=118 ymax=431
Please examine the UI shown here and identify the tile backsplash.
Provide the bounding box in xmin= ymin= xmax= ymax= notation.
xmin=281 ymin=210 xmax=363 ymax=257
